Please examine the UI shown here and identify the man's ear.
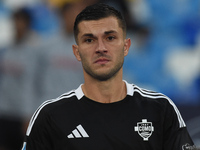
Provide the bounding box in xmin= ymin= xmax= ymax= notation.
xmin=124 ymin=38 xmax=131 ymax=56
xmin=72 ymin=44 xmax=81 ymax=61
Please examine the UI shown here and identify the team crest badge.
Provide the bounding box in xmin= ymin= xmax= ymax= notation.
xmin=134 ymin=119 xmax=154 ymax=141
xmin=182 ymin=143 xmax=196 ymax=150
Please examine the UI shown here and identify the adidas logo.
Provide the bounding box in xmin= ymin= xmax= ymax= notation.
xmin=67 ymin=124 xmax=89 ymax=138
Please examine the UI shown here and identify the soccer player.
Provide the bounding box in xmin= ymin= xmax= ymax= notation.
xmin=22 ymin=3 xmax=196 ymax=150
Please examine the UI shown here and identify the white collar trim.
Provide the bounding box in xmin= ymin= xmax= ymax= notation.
xmin=124 ymin=80 xmax=134 ymax=96
xmin=75 ymin=84 xmax=84 ymax=100
xmin=75 ymin=80 xmax=134 ymax=100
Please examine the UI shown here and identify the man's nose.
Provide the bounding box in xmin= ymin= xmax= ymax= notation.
xmin=96 ymin=39 xmax=107 ymax=53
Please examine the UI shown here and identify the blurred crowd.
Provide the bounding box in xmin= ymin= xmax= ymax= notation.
xmin=0 ymin=0 xmax=199 ymax=149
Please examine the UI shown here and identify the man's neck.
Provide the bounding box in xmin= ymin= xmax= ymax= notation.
xmin=82 ymin=77 xmax=127 ymax=103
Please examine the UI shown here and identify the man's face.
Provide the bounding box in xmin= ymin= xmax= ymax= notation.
xmin=73 ymin=16 xmax=131 ymax=81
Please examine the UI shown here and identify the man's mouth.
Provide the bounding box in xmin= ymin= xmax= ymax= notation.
xmin=94 ymin=58 xmax=110 ymax=64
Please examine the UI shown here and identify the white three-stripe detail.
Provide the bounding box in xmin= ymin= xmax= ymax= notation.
xmin=134 ymin=87 xmax=186 ymax=128
xmin=67 ymin=125 xmax=89 ymax=138
xmin=26 ymin=92 xmax=76 ymax=136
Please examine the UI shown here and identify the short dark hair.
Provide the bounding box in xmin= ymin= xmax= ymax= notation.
xmin=73 ymin=3 xmax=127 ymax=43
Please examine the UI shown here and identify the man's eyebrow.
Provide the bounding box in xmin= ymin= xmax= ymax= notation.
xmin=81 ymin=30 xmax=117 ymax=39
xmin=104 ymin=30 xmax=117 ymax=35
xmin=82 ymin=33 xmax=94 ymax=37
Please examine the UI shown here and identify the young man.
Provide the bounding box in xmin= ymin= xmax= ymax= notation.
xmin=22 ymin=3 xmax=196 ymax=150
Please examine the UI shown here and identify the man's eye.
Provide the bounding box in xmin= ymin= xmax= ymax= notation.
xmin=85 ymin=39 xmax=93 ymax=43
xmin=107 ymin=36 xmax=115 ymax=41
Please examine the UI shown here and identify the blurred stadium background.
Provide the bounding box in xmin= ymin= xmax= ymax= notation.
xmin=0 ymin=0 xmax=199 ymax=148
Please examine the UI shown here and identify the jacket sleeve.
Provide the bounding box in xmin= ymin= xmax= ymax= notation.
xmin=21 ymin=104 xmax=55 ymax=150
xmin=163 ymin=99 xmax=196 ymax=150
